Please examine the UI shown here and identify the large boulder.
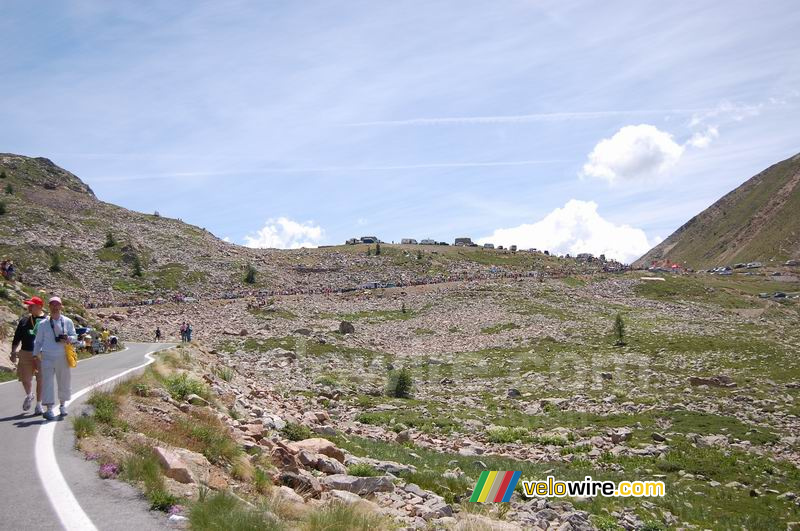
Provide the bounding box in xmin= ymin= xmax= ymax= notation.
xmin=688 ymin=375 xmax=737 ymax=388
xmin=338 ymin=321 xmax=355 ymax=334
xmin=321 ymin=474 xmax=394 ymax=495
xmin=154 ymin=447 xmax=194 ymax=484
xmin=288 ymin=438 xmax=345 ymax=463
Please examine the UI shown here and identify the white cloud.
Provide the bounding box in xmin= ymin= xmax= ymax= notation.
xmin=687 ymin=126 xmax=719 ymax=148
xmin=222 ymin=236 xmax=231 ymax=242
xmin=476 ymin=199 xmax=654 ymax=263
xmin=244 ymin=217 xmax=324 ymax=249
xmin=581 ymin=124 xmax=684 ymax=184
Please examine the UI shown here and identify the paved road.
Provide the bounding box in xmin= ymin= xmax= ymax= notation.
xmin=0 ymin=342 xmax=175 ymax=531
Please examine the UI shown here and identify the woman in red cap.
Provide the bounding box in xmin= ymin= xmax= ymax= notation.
xmin=10 ymin=296 xmax=47 ymax=414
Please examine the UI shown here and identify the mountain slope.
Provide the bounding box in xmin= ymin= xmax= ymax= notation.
xmin=0 ymin=154 xmax=584 ymax=306
xmin=634 ymin=152 xmax=800 ymax=269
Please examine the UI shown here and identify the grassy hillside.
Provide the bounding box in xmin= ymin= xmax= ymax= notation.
xmin=634 ymin=152 xmax=800 ymax=268
xmin=0 ymin=154 xmax=596 ymax=304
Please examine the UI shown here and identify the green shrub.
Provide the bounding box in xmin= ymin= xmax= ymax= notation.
xmin=164 ymin=373 xmax=207 ymax=401
xmin=244 ymin=264 xmax=257 ymax=284
xmin=189 ymin=491 xmax=282 ymax=531
xmin=5 ymin=183 xmax=13 ymax=195
xmin=386 ymin=367 xmax=413 ymax=398
xmin=72 ymin=415 xmax=96 ymax=438
xmin=104 ymin=231 xmax=116 ymax=248
xmin=305 ymin=501 xmax=387 ymax=531
xmin=347 ymin=463 xmax=381 ymax=477
xmin=0 ymin=202 xmax=6 ymax=215
xmin=612 ymin=313 xmax=626 ymax=346
xmin=132 ymin=254 xmax=143 ymax=277
xmin=49 ymin=252 xmax=62 ymax=273
xmin=280 ymin=422 xmax=313 ymax=442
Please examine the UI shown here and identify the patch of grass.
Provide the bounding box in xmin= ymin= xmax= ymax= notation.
xmin=215 ymin=366 xmax=235 ymax=382
xmin=121 ymin=447 xmax=182 ymax=512
xmin=481 ymin=322 xmax=520 ymax=334
xmin=486 ymin=426 xmax=530 ymax=443
xmin=281 ymin=422 xmax=313 ymax=442
xmin=347 ymin=463 xmax=381 ymax=477
xmin=72 ymin=415 xmax=97 ymax=438
xmin=248 ymin=307 xmax=297 ymax=320
xmin=334 ymin=309 xmax=417 ymax=322
xmin=87 ymin=391 xmax=119 ymax=424
xmin=413 ymin=328 xmax=435 ymax=336
xmin=253 ymin=466 xmax=272 ymax=495
xmin=164 ymin=373 xmax=208 ymax=401
xmin=177 ymin=412 xmax=241 ymax=465
xmin=189 ymin=491 xmax=283 ymax=531
xmin=0 ymin=371 xmax=16 ymax=383
xmin=303 ymin=501 xmax=388 ymax=531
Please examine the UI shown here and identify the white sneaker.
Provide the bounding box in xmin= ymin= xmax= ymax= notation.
xmin=34 ymin=403 xmax=43 ymax=414
xmin=59 ymin=405 xmax=68 ymax=417
xmin=22 ymin=393 xmax=34 ymax=411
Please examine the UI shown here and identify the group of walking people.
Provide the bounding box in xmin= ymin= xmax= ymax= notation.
xmin=179 ymin=322 xmax=193 ymax=342
xmin=10 ymin=295 xmax=77 ymax=420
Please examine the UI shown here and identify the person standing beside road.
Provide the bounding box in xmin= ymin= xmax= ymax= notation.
xmin=155 ymin=327 xmax=161 ymax=341
xmin=10 ymin=296 xmax=47 ymax=414
xmin=32 ymin=297 xmax=77 ymax=420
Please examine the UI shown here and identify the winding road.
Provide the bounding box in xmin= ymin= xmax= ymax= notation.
xmin=0 ymin=342 xmax=175 ymax=531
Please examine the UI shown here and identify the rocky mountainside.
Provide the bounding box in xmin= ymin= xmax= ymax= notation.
xmin=634 ymin=152 xmax=800 ymax=269
xmin=0 ymin=154 xmax=589 ymax=307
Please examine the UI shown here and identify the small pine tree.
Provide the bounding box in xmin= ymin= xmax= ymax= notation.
xmin=49 ymin=252 xmax=62 ymax=273
xmin=104 ymin=231 xmax=116 ymax=248
xmin=375 ymin=242 xmax=381 ymax=256
xmin=416 ymin=250 xmax=422 ymax=260
xmin=5 ymin=183 xmax=13 ymax=195
xmin=366 ymin=246 xmax=372 ymax=256
xmin=132 ymin=255 xmax=143 ymax=277
xmin=0 ymin=201 xmax=6 ymax=215
xmin=0 ymin=171 xmax=7 ymax=179
xmin=244 ymin=264 xmax=257 ymax=284
xmin=388 ymin=367 xmax=413 ymax=398
xmin=612 ymin=313 xmax=626 ymax=346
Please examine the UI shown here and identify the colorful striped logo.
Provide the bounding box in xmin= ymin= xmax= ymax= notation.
xmin=469 ymin=471 xmax=522 ymax=502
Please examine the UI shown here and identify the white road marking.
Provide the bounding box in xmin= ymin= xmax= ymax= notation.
xmin=34 ymin=345 xmax=169 ymax=531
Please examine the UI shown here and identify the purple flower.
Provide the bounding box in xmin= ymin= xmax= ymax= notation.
xmin=168 ymin=505 xmax=185 ymax=516
xmin=99 ymin=463 xmax=119 ymax=479
xmin=85 ymin=452 xmax=100 ymax=461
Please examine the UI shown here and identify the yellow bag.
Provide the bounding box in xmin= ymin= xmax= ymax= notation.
xmin=65 ymin=343 xmax=77 ymax=368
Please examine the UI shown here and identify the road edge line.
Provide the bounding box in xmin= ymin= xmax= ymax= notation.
xmin=34 ymin=344 xmax=170 ymax=531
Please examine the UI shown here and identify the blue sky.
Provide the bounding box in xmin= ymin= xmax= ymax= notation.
xmin=2 ymin=1 xmax=798 ymax=262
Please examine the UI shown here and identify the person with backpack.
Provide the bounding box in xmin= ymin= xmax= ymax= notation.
xmin=32 ymin=297 xmax=77 ymax=420
xmin=155 ymin=327 xmax=162 ymax=341
xmin=10 ymin=296 xmax=47 ymax=414
xmin=180 ymin=322 xmax=187 ymax=342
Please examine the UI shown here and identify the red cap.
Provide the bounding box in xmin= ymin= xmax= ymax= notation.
xmin=23 ymin=296 xmax=44 ymax=307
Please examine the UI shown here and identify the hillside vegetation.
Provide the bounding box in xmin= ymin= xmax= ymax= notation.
xmin=634 ymin=152 xmax=800 ymax=269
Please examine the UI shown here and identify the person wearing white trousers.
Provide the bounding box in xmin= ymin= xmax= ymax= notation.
xmin=32 ymin=297 xmax=76 ymax=421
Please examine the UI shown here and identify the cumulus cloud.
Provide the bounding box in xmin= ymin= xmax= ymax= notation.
xmin=581 ymin=124 xmax=684 ymax=184
xmin=244 ymin=217 xmax=324 ymax=249
xmin=476 ymin=199 xmax=654 ymax=263
xmin=687 ymin=126 xmax=719 ymax=148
